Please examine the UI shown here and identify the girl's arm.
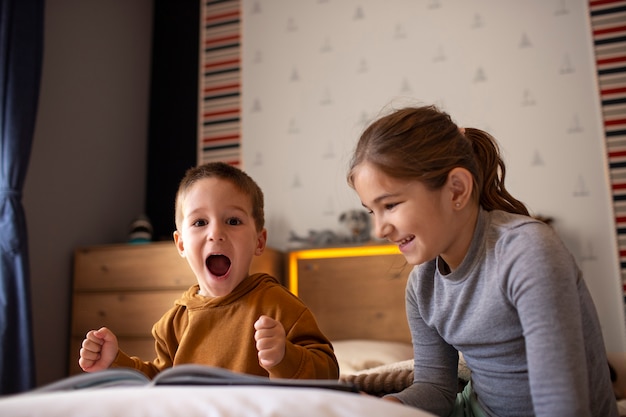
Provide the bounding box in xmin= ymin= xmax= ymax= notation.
xmin=503 ymin=224 xmax=591 ymax=417
xmin=388 ymin=268 xmax=459 ymax=417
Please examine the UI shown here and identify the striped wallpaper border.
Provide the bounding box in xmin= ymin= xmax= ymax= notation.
xmin=199 ymin=0 xmax=242 ymax=167
xmin=589 ymin=0 xmax=626 ymax=303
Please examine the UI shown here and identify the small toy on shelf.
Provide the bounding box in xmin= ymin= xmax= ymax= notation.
xmin=128 ymin=214 xmax=153 ymax=244
xmin=288 ymin=209 xmax=371 ymax=248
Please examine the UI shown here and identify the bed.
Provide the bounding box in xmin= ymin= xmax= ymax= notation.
xmin=0 ymin=243 xmax=448 ymax=416
xmin=1 ymin=232 xmax=619 ymax=415
xmin=17 ymin=240 xmax=622 ymax=415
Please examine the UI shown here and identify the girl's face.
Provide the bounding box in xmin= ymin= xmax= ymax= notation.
xmin=173 ymin=177 xmax=266 ymax=297
xmin=352 ymin=162 xmax=464 ymax=269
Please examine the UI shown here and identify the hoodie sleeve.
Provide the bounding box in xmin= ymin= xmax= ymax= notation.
xmin=111 ymin=300 xmax=187 ymax=379
xmin=266 ymin=298 xmax=339 ymax=380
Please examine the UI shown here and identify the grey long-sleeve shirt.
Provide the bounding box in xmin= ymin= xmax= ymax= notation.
xmin=391 ymin=209 xmax=617 ymax=417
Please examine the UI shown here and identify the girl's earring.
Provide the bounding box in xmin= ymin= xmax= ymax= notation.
xmin=455 ymin=203 xmax=460 ymax=208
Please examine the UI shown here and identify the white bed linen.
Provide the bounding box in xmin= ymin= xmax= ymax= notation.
xmin=0 ymin=385 xmax=435 ymax=417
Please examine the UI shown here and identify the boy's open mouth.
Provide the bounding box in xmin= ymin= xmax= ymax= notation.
xmin=206 ymin=254 xmax=231 ymax=277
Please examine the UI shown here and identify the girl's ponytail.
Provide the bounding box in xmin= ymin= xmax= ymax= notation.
xmin=466 ymin=128 xmax=529 ymax=216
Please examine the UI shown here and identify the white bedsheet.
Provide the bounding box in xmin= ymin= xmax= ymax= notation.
xmin=0 ymin=385 xmax=435 ymax=417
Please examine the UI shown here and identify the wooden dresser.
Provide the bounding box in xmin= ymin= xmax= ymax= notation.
xmin=68 ymin=241 xmax=284 ymax=375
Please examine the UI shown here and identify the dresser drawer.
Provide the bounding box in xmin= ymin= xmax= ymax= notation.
xmin=73 ymin=242 xmax=194 ymax=291
xmin=73 ymin=243 xmax=286 ymax=291
xmin=71 ymin=290 xmax=184 ymax=337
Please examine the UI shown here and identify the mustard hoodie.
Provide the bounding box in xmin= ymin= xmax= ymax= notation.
xmin=113 ymin=273 xmax=339 ymax=380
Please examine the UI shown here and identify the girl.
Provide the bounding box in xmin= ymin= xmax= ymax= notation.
xmin=347 ymin=105 xmax=617 ymax=417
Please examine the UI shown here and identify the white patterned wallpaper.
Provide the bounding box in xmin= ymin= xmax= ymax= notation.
xmin=240 ymin=0 xmax=626 ymax=352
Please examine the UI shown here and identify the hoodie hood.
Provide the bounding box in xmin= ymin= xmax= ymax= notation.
xmin=175 ymin=273 xmax=280 ymax=310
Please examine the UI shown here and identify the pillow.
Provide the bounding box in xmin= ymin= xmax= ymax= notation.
xmin=332 ymin=339 xmax=414 ymax=375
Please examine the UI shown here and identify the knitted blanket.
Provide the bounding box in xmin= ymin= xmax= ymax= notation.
xmin=339 ymin=358 xmax=471 ymax=396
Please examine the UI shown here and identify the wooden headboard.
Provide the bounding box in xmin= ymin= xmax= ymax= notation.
xmin=288 ymin=245 xmax=412 ymax=344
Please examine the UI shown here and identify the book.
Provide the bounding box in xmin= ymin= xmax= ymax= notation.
xmin=35 ymin=365 xmax=358 ymax=394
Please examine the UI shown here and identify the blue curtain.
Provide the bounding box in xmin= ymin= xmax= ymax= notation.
xmin=0 ymin=0 xmax=44 ymax=394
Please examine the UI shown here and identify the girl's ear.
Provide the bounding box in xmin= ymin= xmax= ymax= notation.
xmin=173 ymin=230 xmax=185 ymax=257
xmin=447 ymin=167 xmax=473 ymax=209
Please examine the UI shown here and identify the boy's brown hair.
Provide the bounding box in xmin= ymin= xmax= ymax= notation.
xmin=174 ymin=162 xmax=265 ymax=232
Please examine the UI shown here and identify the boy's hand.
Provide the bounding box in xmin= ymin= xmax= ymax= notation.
xmin=254 ymin=315 xmax=286 ymax=370
xmin=78 ymin=326 xmax=119 ymax=372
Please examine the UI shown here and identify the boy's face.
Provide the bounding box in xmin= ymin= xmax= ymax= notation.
xmin=173 ymin=177 xmax=267 ymax=297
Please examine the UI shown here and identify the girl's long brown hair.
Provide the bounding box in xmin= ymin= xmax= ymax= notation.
xmin=347 ymin=105 xmax=529 ymax=216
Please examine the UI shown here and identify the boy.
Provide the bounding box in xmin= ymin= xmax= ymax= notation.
xmin=79 ymin=162 xmax=339 ymax=380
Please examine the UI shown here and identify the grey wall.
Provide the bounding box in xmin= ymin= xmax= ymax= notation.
xmin=23 ymin=0 xmax=153 ymax=386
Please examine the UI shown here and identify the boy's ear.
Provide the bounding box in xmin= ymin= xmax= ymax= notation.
xmin=173 ymin=230 xmax=185 ymax=257
xmin=255 ymin=229 xmax=268 ymax=256
xmin=447 ymin=167 xmax=473 ymax=209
